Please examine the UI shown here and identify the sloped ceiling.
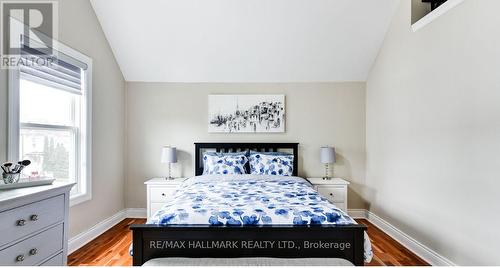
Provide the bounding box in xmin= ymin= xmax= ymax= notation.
xmin=90 ymin=0 xmax=399 ymax=82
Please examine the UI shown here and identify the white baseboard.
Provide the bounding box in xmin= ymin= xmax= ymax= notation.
xmin=125 ymin=208 xmax=147 ymax=218
xmin=365 ymin=210 xmax=456 ymax=266
xmin=68 ymin=208 xmax=147 ymax=254
xmin=347 ymin=209 xmax=367 ymax=219
xmin=68 ymin=210 xmax=126 ymax=254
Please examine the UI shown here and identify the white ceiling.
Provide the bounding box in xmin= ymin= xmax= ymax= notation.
xmin=90 ymin=0 xmax=399 ymax=82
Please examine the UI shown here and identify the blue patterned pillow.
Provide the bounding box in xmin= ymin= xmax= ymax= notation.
xmin=249 ymin=153 xmax=294 ymax=176
xmin=203 ymin=153 xmax=248 ymax=175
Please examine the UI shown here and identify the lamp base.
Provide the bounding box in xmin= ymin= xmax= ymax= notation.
xmin=323 ymin=163 xmax=334 ymax=180
xmin=165 ymin=163 xmax=175 ymax=180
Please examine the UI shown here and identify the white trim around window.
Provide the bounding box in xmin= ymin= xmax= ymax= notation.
xmin=8 ymin=39 xmax=93 ymax=207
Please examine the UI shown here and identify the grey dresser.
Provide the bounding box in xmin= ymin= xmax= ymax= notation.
xmin=0 ymin=182 xmax=74 ymax=266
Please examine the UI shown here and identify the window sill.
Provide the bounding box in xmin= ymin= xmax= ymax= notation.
xmin=70 ymin=192 xmax=92 ymax=207
xmin=412 ymin=0 xmax=465 ymax=32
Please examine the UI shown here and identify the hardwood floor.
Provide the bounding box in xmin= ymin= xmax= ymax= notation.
xmin=68 ymin=218 xmax=146 ymax=266
xmin=68 ymin=218 xmax=428 ymax=266
xmin=357 ymin=219 xmax=428 ymax=266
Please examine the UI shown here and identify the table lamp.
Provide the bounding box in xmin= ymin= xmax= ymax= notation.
xmin=161 ymin=146 xmax=177 ymax=180
xmin=320 ymin=146 xmax=336 ymax=180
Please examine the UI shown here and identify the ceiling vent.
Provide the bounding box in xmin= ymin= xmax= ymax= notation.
xmin=412 ymin=0 xmax=464 ymax=32
xmin=422 ymin=0 xmax=448 ymax=11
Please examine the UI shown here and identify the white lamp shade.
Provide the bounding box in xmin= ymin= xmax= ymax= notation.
xmin=161 ymin=146 xmax=177 ymax=163
xmin=320 ymin=147 xmax=336 ymax=164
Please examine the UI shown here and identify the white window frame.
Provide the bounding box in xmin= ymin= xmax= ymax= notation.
xmin=8 ymin=39 xmax=93 ymax=207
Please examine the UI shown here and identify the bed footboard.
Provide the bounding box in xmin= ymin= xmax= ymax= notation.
xmin=131 ymin=224 xmax=367 ymax=266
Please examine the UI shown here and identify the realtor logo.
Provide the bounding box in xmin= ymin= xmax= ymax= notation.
xmin=1 ymin=0 xmax=58 ymax=68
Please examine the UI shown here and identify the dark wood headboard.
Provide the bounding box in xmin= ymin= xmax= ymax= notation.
xmin=194 ymin=142 xmax=299 ymax=176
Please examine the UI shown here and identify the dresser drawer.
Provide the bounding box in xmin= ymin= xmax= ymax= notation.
xmin=317 ymin=186 xmax=346 ymax=203
xmin=0 ymin=195 xmax=65 ymax=247
xmin=150 ymin=187 xmax=177 ymax=203
xmin=0 ymin=224 xmax=63 ymax=266
xmin=40 ymin=252 xmax=63 ymax=266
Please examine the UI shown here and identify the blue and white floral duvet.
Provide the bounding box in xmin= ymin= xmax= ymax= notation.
xmin=148 ymin=175 xmax=373 ymax=263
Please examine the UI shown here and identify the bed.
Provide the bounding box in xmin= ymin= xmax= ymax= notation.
xmin=131 ymin=143 xmax=370 ymax=266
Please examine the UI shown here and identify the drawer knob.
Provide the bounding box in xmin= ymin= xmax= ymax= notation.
xmin=16 ymin=219 xmax=26 ymax=226
xmin=30 ymin=214 xmax=39 ymax=221
xmin=161 ymin=193 xmax=166 ymax=196
xmin=16 ymin=255 xmax=25 ymax=262
xmin=329 ymin=193 xmax=334 ymax=196
xmin=29 ymin=248 xmax=38 ymax=256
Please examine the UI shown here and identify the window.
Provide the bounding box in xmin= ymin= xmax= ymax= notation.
xmin=8 ymin=37 xmax=92 ymax=206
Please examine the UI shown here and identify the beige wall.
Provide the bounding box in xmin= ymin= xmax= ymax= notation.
xmin=126 ymin=82 xmax=367 ymax=209
xmin=366 ymin=0 xmax=500 ymax=265
xmin=0 ymin=0 xmax=126 ymax=238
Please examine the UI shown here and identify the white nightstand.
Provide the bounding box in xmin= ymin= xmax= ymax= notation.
xmin=145 ymin=178 xmax=186 ymax=218
xmin=307 ymin=178 xmax=349 ymax=213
